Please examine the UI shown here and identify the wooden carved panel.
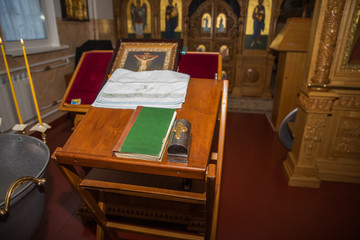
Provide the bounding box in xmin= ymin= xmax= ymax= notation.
xmin=189 ymin=2 xmax=213 ymax=38
xmin=333 ymin=95 xmax=360 ymax=110
xmin=237 ymin=53 xmax=273 ymax=97
xmin=189 ymin=0 xmax=238 ymax=40
xmin=298 ymin=92 xmax=334 ymax=113
xmin=222 ymin=66 xmax=233 ymax=88
xmin=214 ymin=41 xmax=234 ymax=62
xmin=188 ymin=0 xmax=238 ymax=90
xmin=188 ymin=41 xmax=211 ymax=52
xmin=302 ymin=114 xmax=327 ymax=164
xmin=213 ymin=2 xmax=238 ymax=39
xmin=332 ymin=117 xmax=360 ymax=159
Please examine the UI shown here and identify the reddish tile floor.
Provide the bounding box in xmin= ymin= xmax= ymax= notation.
xmin=30 ymin=112 xmax=360 ymax=240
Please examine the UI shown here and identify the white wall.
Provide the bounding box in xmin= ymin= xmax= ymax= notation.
xmin=53 ymin=0 xmax=62 ymax=17
xmin=93 ymin=0 xmax=114 ymax=19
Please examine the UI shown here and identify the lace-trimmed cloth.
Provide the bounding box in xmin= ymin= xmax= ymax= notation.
xmin=92 ymin=69 xmax=190 ymax=109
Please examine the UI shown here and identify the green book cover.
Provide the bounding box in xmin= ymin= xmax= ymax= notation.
xmin=113 ymin=106 xmax=176 ymax=161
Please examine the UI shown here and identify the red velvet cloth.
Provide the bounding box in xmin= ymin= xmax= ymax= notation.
xmin=178 ymin=53 xmax=219 ymax=79
xmin=65 ymin=51 xmax=113 ymax=104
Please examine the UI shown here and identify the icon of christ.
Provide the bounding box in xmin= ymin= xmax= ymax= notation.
xmin=134 ymin=53 xmax=159 ymax=71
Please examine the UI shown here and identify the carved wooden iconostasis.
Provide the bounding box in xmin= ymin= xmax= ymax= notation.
xmin=113 ymin=0 xmax=283 ymax=97
xmin=235 ymin=0 xmax=277 ymax=98
xmin=186 ymin=0 xmax=240 ymax=91
xmin=283 ymin=0 xmax=360 ymax=188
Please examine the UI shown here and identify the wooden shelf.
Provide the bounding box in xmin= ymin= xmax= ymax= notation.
xmin=80 ymin=168 xmax=207 ymax=204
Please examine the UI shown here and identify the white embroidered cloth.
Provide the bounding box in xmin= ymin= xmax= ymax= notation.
xmin=92 ymin=69 xmax=190 ymax=109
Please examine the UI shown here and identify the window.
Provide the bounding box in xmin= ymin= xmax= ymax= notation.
xmin=0 ymin=0 xmax=67 ymax=56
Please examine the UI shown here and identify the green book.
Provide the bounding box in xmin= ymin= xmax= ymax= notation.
xmin=112 ymin=106 xmax=177 ymax=161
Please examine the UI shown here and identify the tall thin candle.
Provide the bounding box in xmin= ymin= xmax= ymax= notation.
xmin=20 ymin=38 xmax=42 ymax=125
xmin=0 ymin=38 xmax=23 ymax=124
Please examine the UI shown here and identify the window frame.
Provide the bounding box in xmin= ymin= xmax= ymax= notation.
xmin=0 ymin=0 xmax=67 ymax=56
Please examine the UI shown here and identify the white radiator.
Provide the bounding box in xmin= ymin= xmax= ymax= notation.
xmin=0 ymin=72 xmax=37 ymax=133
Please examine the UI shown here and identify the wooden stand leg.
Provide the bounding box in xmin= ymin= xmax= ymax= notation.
xmin=205 ymin=164 xmax=216 ymax=240
xmin=52 ymin=151 xmax=118 ymax=240
xmin=210 ymin=80 xmax=228 ymax=239
xmin=96 ymin=192 xmax=106 ymax=240
xmin=72 ymin=113 xmax=85 ymax=130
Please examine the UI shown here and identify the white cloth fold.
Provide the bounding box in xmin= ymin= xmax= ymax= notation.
xmin=92 ymin=69 xmax=190 ymax=109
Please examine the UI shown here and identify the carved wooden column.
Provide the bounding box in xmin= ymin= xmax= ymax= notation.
xmin=283 ymin=89 xmax=338 ymax=188
xmin=112 ymin=0 xmax=128 ymax=39
xmin=183 ymin=15 xmax=189 ymax=47
xmin=236 ymin=11 xmax=246 ymax=55
xmin=269 ymin=1 xmax=282 ymax=44
xmin=112 ymin=0 xmax=121 ymax=40
xmin=231 ymin=5 xmax=245 ymax=96
xmin=310 ymin=0 xmax=346 ymax=89
xmin=182 ymin=0 xmax=191 ymax=47
xmin=283 ymin=0 xmax=345 ymax=188
xmin=150 ymin=0 xmax=161 ymax=38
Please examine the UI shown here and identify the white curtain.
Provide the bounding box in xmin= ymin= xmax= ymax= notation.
xmin=0 ymin=0 xmax=46 ymax=41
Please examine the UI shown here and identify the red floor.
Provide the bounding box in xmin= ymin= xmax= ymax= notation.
xmin=30 ymin=112 xmax=360 ymax=240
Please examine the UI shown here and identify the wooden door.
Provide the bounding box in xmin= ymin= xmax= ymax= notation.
xmin=187 ymin=0 xmax=239 ymax=90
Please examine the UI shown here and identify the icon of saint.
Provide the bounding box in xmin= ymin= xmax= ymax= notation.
xmin=217 ymin=15 xmax=225 ymax=32
xmin=220 ymin=46 xmax=228 ymax=58
xmin=203 ymin=16 xmax=209 ymax=32
xmin=165 ymin=0 xmax=178 ymax=38
xmin=131 ymin=0 xmax=147 ymax=38
xmin=219 ymin=18 xmax=224 ymax=31
xmin=65 ymin=0 xmax=88 ymax=20
xmin=251 ymin=0 xmax=265 ymax=47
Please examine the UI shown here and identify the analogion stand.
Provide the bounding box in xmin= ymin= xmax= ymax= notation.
xmin=52 ymin=78 xmax=228 ymax=240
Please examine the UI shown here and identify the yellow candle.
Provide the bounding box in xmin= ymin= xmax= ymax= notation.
xmin=20 ymin=38 xmax=42 ymax=125
xmin=0 ymin=38 xmax=23 ymax=124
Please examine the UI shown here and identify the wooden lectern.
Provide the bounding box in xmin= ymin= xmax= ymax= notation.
xmin=270 ymin=18 xmax=312 ymax=131
xmin=53 ymin=78 xmax=228 ymax=240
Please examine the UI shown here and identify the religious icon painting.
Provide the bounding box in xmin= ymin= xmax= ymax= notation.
xmin=216 ymin=13 xmax=226 ymax=33
xmin=245 ymin=0 xmax=272 ymax=50
xmin=160 ymin=0 xmax=182 ymax=39
xmin=124 ymin=52 xmax=167 ymax=71
xmin=107 ymin=39 xmax=182 ymax=76
xmin=127 ymin=0 xmax=152 ymax=39
xmin=347 ymin=5 xmax=360 ymax=68
xmin=219 ymin=45 xmax=229 ymax=59
xmin=196 ymin=44 xmax=206 ymax=52
xmin=60 ymin=0 xmax=89 ymax=21
xmin=201 ymin=13 xmax=212 ymax=32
